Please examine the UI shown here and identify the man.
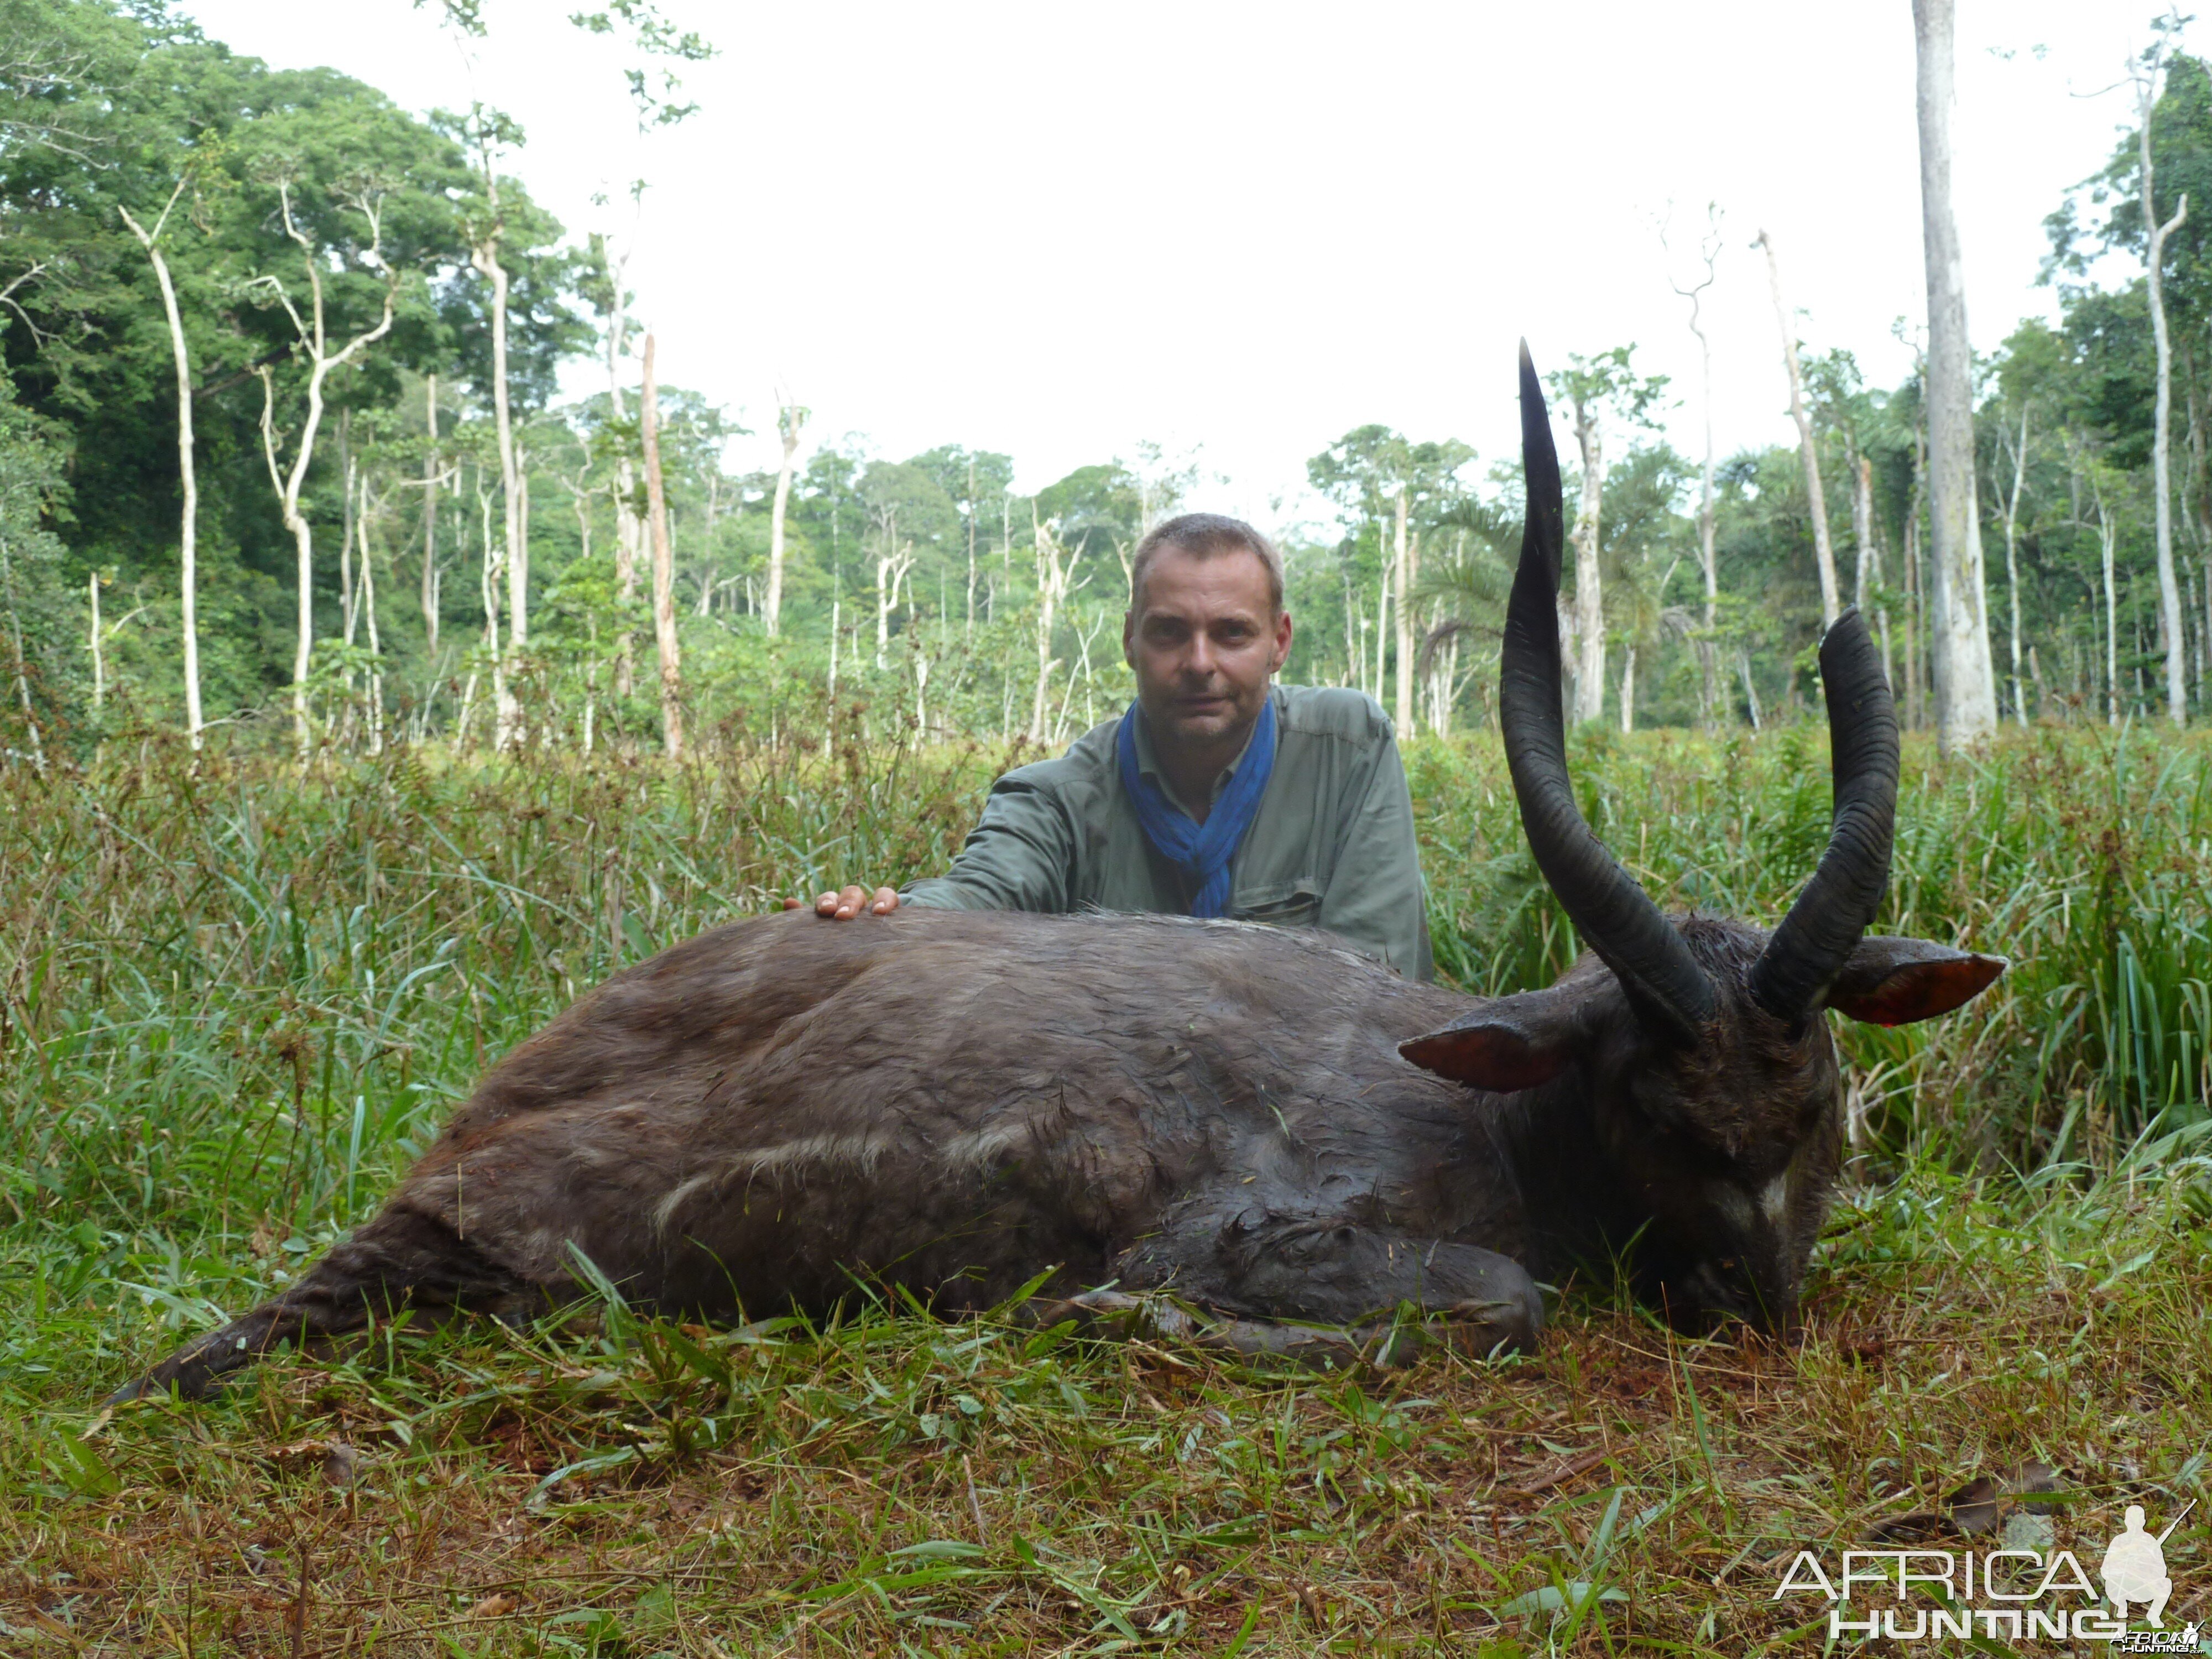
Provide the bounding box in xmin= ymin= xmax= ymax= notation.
xmin=794 ymin=512 xmax=1431 ymax=979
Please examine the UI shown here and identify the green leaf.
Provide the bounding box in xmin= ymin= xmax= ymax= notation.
xmin=51 ymin=1430 xmax=119 ymax=1498
xmin=527 ymin=1445 xmax=638 ymax=1509
xmin=1496 ymin=1581 xmax=1626 ymax=1620
xmin=890 ymin=1540 xmax=985 ymax=1561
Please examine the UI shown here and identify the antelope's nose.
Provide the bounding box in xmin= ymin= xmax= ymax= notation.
xmin=1673 ymin=1253 xmax=1795 ymax=1333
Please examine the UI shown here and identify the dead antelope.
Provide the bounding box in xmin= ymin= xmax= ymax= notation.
xmin=115 ymin=348 xmax=2002 ymax=1402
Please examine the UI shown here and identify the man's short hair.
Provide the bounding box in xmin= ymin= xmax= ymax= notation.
xmin=1128 ymin=513 xmax=1286 ymax=615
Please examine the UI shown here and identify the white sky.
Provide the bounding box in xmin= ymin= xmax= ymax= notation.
xmin=182 ymin=0 xmax=2165 ymax=537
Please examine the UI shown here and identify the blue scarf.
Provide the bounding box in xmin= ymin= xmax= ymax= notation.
xmin=1116 ymin=694 xmax=1278 ymax=919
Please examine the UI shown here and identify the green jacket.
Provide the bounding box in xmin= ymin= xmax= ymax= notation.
xmin=901 ymin=684 xmax=1433 ymax=979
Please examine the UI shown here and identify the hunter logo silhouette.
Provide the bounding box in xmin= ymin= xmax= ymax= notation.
xmin=2102 ymin=1500 xmax=2190 ymax=1629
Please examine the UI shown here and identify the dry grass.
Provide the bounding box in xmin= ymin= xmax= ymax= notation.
xmin=13 ymin=1167 xmax=2211 ymax=1655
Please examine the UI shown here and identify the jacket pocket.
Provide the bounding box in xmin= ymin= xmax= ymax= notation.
xmin=1230 ymin=878 xmax=1325 ymax=927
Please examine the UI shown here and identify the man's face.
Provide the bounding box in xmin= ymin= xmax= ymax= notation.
xmin=1123 ymin=545 xmax=1293 ymax=754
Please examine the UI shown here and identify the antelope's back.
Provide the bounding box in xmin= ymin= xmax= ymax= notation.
xmin=387 ymin=909 xmax=1479 ymax=1311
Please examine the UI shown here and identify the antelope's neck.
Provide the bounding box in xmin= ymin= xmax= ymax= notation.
xmin=1485 ymin=1072 xmax=1638 ymax=1275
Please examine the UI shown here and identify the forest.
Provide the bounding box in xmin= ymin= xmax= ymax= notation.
xmin=2 ymin=1 xmax=2209 ymax=768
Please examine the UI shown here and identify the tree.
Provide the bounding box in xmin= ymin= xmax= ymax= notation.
xmin=1035 ymin=462 xmax=1140 ymax=562
xmin=1413 ymin=495 xmax=1515 ymax=734
xmin=1307 ymin=426 xmax=1406 ymax=704
xmin=117 ymin=178 xmax=202 ymax=749
xmin=1662 ymin=204 xmax=1725 ymax=725
xmin=639 ymin=331 xmax=681 ymax=757
xmin=457 ymin=106 xmax=531 ymax=747
xmin=1806 ymin=348 xmax=1896 ymax=698
xmin=909 ymin=444 xmax=1015 ymax=629
xmin=1546 ymin=350 xmax=1668 ymax=723
xmin=1307 ymin=427 xmax=1475 ymax=722
xmin=1913 ymin=0 xmax=2000 ymax=748
xmin=1755 ymin=229 xmax=1841 ymax=628
xmin=1029 ymin=509 xmax=1076 ymax=743
xmin=765 ymin=394 xmax=806 ymax=637
xmin=246 ymin=177 xmax=401 ymax=755
xmin=2000 ymin=389 xmax=2026 ymax=734
xmin=0 ymin=374 xmax=75 ymax=771
xmin=855 ymin=461 xmax=957 ymax=668
xmin=2130 ymin=28 xmax=2192 ymax=726
xmin=583 ymin=226 xmax=644 ymax=696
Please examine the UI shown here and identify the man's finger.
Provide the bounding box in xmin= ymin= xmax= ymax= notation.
xmin=808 ymin=884 xmax=895 ymax=920
xmin=782 ymin=897 xmax=803 ymax=910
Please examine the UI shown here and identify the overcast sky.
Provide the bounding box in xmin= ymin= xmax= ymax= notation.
xmin=182 ymin=0 xmax=2167 ymax=536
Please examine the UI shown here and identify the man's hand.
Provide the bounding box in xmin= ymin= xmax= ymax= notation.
xmin=781 ymin=884 xmax=900 ymax=920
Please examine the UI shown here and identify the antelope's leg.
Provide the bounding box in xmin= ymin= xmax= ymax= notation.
xmin=1109 ymin=1203 xmax=1545 ymax=1359
xmin=1028 ymin=1213 xmax=1543 ymax=1369
xmin=109 ymin=1203 xmax=524 ymax=1404
xmin=1022 ymin=1288 xmax=1405 ymax=1369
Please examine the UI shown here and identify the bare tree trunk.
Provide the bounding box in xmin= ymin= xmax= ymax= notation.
xmin=360 ymin=472 xmax=383 ymax=755
xmin=1391 ymin=489 xmax=1413 ymax=734
xmin=966 ymin=456 xmax=978 ymax=638
xmin=1363 ymin=517 xmax=1388 ymax=707
xmin=1757 ymin=229 xmax=1841 ymax=628
xmin=1999 ymin=406 xmax=2030 ymax=726
xmin=2094 ymin=475 xmax=2120 ymax=725
xmin=1851 ymin=451 xmax=1875 ymax=613
xmin=1342 ymin=573 xmax=1358 ymax=690
xmin=604 ymin=249 xmax=638 ymax=701
xmin=824 ymin=586 xmax=839 ymax=758
xmin=472 ymin=225 xmax=525 ymax=747
xmin=472 ymin=470 xmax=504 ymax=752
xmin=877 ymin=551 xmax=891 ymax=670
xmin=1407 ymin=529 xmax=1421 ymax=726
xmin=340 ymin=421 xmax=358 ymax=647
xmin=0 ymin=535 xmax=46 ymax=774
xmin=1619 ymin=645 xmax=1636 ymax=735
xmin=873 ymin=508 xmax=915 ymax=675
xmin=1914 ymin=0 xmax=2000 ymax=750
xmin=257 ymin=183 xmax=397 ymax=758
xmin=421 ymin=374 xmax=441 ymax=658
xmin=640 ymin=332 xmax=683 ymax=759
xmin=1029 ymin=506 xmax=1068 ymax=744
xmin=1856 ymin=449 xmax=1897 ymax=706
xmin=2136 ymin=53 xmax=2191 ymax=725
xmin=119 ymin=192 xmax=201 ymax=749
xmin=766 ymin=397 xmax=804 ymax=637
xmin=1664 ymin=207 xmax=1723 ymax=726
xmin=87 ymin=569 xmax=102 ymax=711
xmin=1904 ymin=507 xmax=1924 ymax=730
xmin=1569 ymin=403 xmax=1605 ymax=723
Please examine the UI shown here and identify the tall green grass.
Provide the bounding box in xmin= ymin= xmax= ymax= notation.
xmin=3 ymin=726 xmax=2205 ymax=1288
xmin=1415 ymin=723 xmax=2212 ymax=1165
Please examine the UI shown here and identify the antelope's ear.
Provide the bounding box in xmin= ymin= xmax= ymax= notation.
xmin=1400 ymin=989 xmax=1578 ymax=1093
xmin=1825 ymin=936 xmax=2007 ymax=1026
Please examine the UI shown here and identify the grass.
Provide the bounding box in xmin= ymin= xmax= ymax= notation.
xmin=2 ymin=723 xmax=2209 ymax=1654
